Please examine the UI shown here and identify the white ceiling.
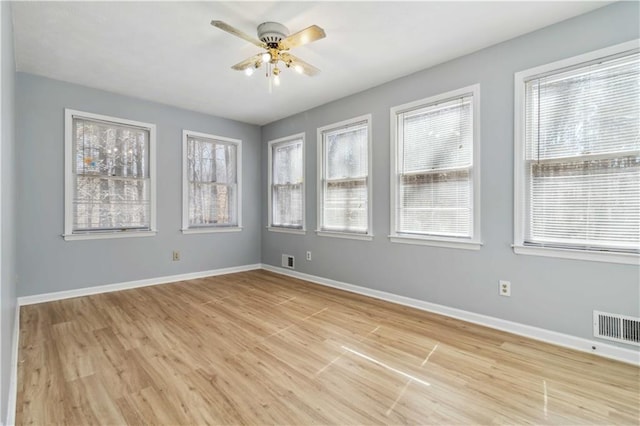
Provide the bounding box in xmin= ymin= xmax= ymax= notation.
xmin=12 ymin=1 xmax=609 ymax=125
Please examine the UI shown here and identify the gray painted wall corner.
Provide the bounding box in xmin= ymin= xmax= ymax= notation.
xmin=260 ymin=2 xmax=640 ymax=345
xmin=1 ymin=1 xmax=18 ymax=424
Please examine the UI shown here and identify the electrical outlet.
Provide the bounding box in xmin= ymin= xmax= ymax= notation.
xmin=306 ymin=251 xmax=312 ymax=261
xmin=499 ymin=280 xmax=511 ymax=297
xmin=172 ymin=251 xmax=180 ymax=261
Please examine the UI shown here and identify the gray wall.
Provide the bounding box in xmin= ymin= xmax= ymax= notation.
xmin=1 ymin=1 xmax=17 ymax=423
xmin=261 ymin=2 xmax=640 ymax=343
xmin=15 ymin=73 xmax=261 ymax=297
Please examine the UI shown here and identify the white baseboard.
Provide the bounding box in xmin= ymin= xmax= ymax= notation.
xmin=18 ymin=264 xmax=262 ymax=306
xmin=261 ymin=264 xmax=640 ymax=366
xmin=5 ymin=303 xmax=19 ymax=426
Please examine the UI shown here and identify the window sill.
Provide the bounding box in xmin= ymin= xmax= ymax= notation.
xmin=267 ymin=226 xmax=306 ymax=235
xmin=389 ymin=234 xmax=482 ymax=250
xmin=63 ymin=230 xmax=157 ymax=241
xmin=513 ymin=244 xmax=639 ymax=265
xmin=182 ymin=227 xmax=242 ymax=235
xmin=316 ymin=230 xmax=373 ymax=241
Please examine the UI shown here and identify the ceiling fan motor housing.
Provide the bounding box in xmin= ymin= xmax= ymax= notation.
xmin=257 ymin=22 xmax=289 ymax=47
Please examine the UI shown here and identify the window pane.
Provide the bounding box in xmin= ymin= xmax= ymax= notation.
xmin=74 ymin=119 xmax=148 ymax=178
xmin=273 ymin=141 xmax=303 ymax=185
xmin=187 ymin=137 xmax=237 ymax=184
xmin=74 ymin=176 xmax=150 ymax=230
xmin=189 ymin=183 xmax=237 ymax=226
xmin=529 ymin=156 xmax=640 ymax=249
xmin=324 ymin=179 xmax=367 ymax=232
xmin=525 ymin=53 xmax=640 ymax=160
xmin=402 ymin=96 xmax=472 ymax=173
xmin=399 ymin=170 xmax=472 ymax=237
xmin=186 ymin=135 xmax=238 ymax=227
xmin=188 ymin=138 xmax=213 ymax=182
xmin=273 ymin=184 xmax=303 ymax=227
xmin=326 ymin=124 xmax=368 ymax=179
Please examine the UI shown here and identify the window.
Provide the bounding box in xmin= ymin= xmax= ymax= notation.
xmin=317 ymin=115 xmax=372 ymax=239
xmin=182 ymin=131 xmax=241 ymax=233
xmin=64 ymin=109 xmax=156 ymax=240
xmin=390 ymin=85 xmax=481 ymax=250
xmin=514 ymin=41 xmax=639 ymax=264
xmin=268 ymin=133 xmax=305 ymax=233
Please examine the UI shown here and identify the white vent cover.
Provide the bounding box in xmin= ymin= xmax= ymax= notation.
xmin=281 ymin=254 xmax=295 ymax=269
xmin=593 ymin=311 xmax=640 ymax=346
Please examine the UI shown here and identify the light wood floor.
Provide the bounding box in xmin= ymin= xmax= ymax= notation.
xmin=16 ymin=270 xmax=640 ymax=425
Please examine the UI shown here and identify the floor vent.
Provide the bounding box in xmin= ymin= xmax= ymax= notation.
xmin=282 ymin=254 xmax=295 ymax=269
xmin=593 ymin=311 xmax=640 ymax=346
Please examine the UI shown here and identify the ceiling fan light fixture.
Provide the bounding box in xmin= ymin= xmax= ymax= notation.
xmin=212 ymin=20 xmax=325 ymax=88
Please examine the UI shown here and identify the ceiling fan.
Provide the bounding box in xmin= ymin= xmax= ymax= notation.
xmin=211 ymin=20 xmax=326 ymax=86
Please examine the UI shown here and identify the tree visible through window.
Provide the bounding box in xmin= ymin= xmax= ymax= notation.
xmin=269 ymin=136 xmax=304 ymax=229
xmin=65 ymin=110 xmax=156 ymax=239
xmin=183 ymin=131 xmax=241 ymax=231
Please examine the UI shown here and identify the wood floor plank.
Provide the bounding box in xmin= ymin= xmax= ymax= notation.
xmin=16 ymin=270 xmax=640 ymax=425
xmin=50 ymin=321 xmax=102 ymax=382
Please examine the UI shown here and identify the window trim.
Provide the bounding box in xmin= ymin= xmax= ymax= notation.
xmin=181 ymin=130 xmax=242 ymax=234
xmin=513 ymin=39 xmax=640 ymax=265
xmin=316 ymin=114 xmax=373 ymax=240
xmin=63 ymin=109 xmax=157 ymax=241
xmin=267 ymin=133 xmax=306 ymax=234
xmin=389 ymin=84 xmax=482 ymax=250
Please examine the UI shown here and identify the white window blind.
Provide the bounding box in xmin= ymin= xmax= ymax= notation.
xmin=271 ymin=139 xmax=304 ymax=228
xmin=320 ymin=119 xmax=370 ymax=233
xmin=523 ymin=50 xmax=640 ymax=252
xmin=396 ymin=95 xmax=474 ymax=238
xmin=72 ymin=116 xmax=151 ymax=233
xmin=186 ymin=135 xmax=238 ymax=228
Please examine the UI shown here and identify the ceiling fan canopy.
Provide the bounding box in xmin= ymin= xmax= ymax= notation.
xmin=211 ymin=19 xmax=326 ymax=83
xmin=257 ymin=22 xmax=289 ymax=47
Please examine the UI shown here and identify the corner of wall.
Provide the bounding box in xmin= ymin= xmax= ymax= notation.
xmin=1 ymin=1 xmax=18 ymax=423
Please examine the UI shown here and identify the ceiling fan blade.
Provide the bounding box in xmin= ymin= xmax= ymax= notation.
xmin=211 ymin=20 xmax=266 ymax=49
xmin=231 ymin=54 xmax=263 ymax=71
xmin=280 ymin=53 xmax=320 ymax=76
xmin=278 ymin=25 xmax=326 ymax=50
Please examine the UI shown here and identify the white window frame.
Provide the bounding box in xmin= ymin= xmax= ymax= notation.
xmin=63 ymin=109 xmax=157 ymax=241
xmin=181 ymin=130 xmax=242 ymax=234
xmin=316 ymin=114 xmax=373 ymax=241
xmin=267 ymin=133 xmax=306 ymax=235
xmin=513 ymin=40 xmax=640 ymax=265
xmin=389 ymin=84 xmax=482 ymax=250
